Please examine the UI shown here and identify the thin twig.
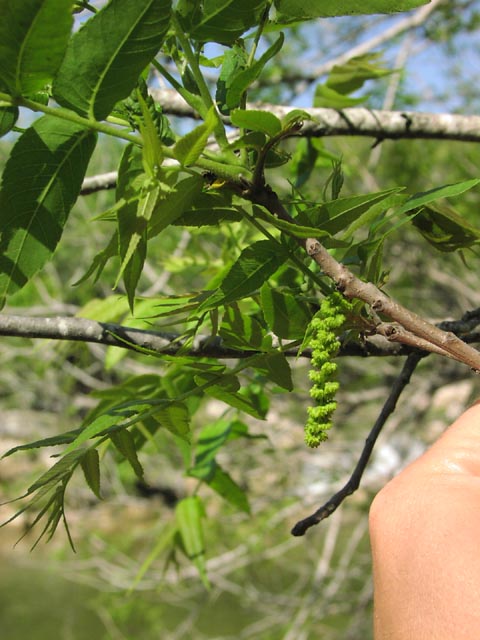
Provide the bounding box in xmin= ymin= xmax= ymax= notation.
xmin=291 ymin=351 xmax=424 ymax=536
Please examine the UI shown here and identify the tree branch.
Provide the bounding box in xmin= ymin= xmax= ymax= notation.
xmin=150 ymin=87 xmax=480 ymax=144
xmin=246 ymin=185 xmax=480 ymax=372
xmin=291 ymin=351 xmax=424 ymax=536
xmin=0 ymin=311 xmax=479 ymax=360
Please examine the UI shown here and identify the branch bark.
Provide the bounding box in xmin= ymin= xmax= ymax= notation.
xmin=150 ymin=87 xmax=480 ymax=144
xmin=247 ymin=185 xmax=480 ymax=372
xmin=0 ymin=312 xmax=479 ymax=360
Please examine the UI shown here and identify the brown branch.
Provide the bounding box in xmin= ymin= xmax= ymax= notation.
xmin=291 ymin=351 xmax=424 ymax=536
xmin=245 ymin=183 xmax=480 ymax=372
xmin=304 ymin=236 xmax=480 ymax=370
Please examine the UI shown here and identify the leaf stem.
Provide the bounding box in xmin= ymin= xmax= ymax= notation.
xmin=170 ymin=12 xmax=228 ymax=146
xmin=0 ymin=92 xmax=142 ymax=146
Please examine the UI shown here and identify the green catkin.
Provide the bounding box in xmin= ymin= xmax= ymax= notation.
xmin=304 ymin=291 xmax=352 ymax=448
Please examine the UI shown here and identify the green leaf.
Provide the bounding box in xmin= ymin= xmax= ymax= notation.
xmin=136 ymin=90 xmax=164 ymax=176
xmin=411 ymin=202 xmax=480 ymax=252
xmin=303 ymin=189 xmax=402 ymax=237
xmin=0 ymin=116 xmax=96 ymax=308
xmin=63 ymin=412 xmax=128 ymax=455
xmin=174 ymin=108 xmax=217 ymax=166
xmin=27 ymin=449 xmax=85 ymax=494
xmin=53 ymin=0 xmax=172 ymax=120
xmin=219 ymin=304 xmax=268 ymax=351
xmin=80 ymin=449 xmax=102 ymax=499
xmin=175 ymin=496 xmax=209 ymax=587
xmin=261 ymin=285 xmax=311 ymax=340
xmin=230 ymin=110 xmax=282 ymax=137
xmin=395 ymin=179 xmax=480 ymax=216
xmin=0 ymin=0 xmax=73 ymax=95
xmin=116 ymin=183 xmax=160 ymax=309
xmin=216 ymin=43 xmax=248 ymax=114
xmin=224 ymin=34 xmax=284 ymax=110
xmin=314 ymin=84 xmax=366 ymax=109
xmin=193 ymin=418 xmax=250 ymax=467
xmin=2 ymin=428 xmax=83 ymax=458
xmin=208 ymin=465 xmax=250 ymax=513
xmin=327 ymin=53 xmax=393 ymax=95
xmin=149 ymin=175 xmax=204 ymax=238
xmin=153 ymin=402 xmax=191 ymax=441
xmin=196 ymin=372 xmax=268 ymax=420
xmin=189 ymin=462 xmax=250 ymax=513
xmin=199 ymin=239 xmax=287 ymax=311
xmin=0 ymin=103 xmax=18 ymax=138
xmin=110 ymin=429 xmax=144 ymax=479
xmin=253 ymin=205 xmax=335 ymax=240
xmin=254 ymin=351 xmax=293 ymax=391
xmin=274 ymin=0 xmax=429 ymax=22
xmin=187 ymin=0 xmax=269 ymax=44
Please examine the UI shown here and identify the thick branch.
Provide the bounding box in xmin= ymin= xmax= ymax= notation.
xmin=247 ymin=186 xmax=480 ymax=372
xmin=150 ymin=87 xmax=480 ymax=144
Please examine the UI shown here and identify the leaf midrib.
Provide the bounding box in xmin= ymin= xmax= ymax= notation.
xmin=87 ymin=0 xmax=157 ymax=119
xmin=3 ymin=126 xmax=91 ymax=297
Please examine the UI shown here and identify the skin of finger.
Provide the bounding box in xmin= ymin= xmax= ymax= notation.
xmin=369 ymin=403 xmax=480 ymax=639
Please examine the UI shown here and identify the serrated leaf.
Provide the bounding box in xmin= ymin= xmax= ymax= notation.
xmin=137 ymin=90 xmax=164 ymax=176
xmin=175 ymin=496 xmax=209 ymax=587
xmin=188 ymin=0 xmax=269 ymax=44
xmin=230 ymin=110 xmax=282 ymax=137
xmin=0 ymin=116 xmax=96 ymax=308
xmin=225 ymin=34 xmax=284 ymax=110
xmin=80 ymin=449 xmax=102 ymax=499
xmin=274 ymin=0 xmax=428 ymax=22
xmin=253 ymin=205 xmax=335 ymax=240
xmin=196 ymin=372 xmax=268 ymax=420
xmin=314 ymin=84 xmax=366 ymax=109
xmin=395 ymin=179 xmax=480 ymax=215
xmin=0 ymin=0 xmax=73 ymax=95
xmin=216 ymin=43 xmax=248 ymax=114
xmin=2 ymin=428 xmax=83 ymax=458
xmin=261 ymin=285 xmax=311 ymax=340
xmin=174 ymin=108 xmax=217 ymax=166
xmin=193 ymin=418 xmax=249 ymax=467
xmin=253 ymin=351 xmax=293 ymax=391
xmin=53 ymin=0 xmax=172 ymax=120
xmin=116 ymin=184 xmax=160 ymax=309
xmin=63 ymin=411 xmax=132 ymax=456
xmin=27 ymin=449 xmax=85 ymax=494
xmin=303 ymin=188 xmax=402 ymax=237
xmin=219 ymin=304 xmax=268 ymax=351
xmin=411 ymin=202 xmax=480 ymax=252
xmin=149 ymin=175 xmax=204 ymax=238
xmin=199 ymin=239 xmax=287 ymax=311
xmin=327 ymin=53 xmax=393 ymax=95
xmin=208 ymin=465 xmax=250 ymax=513
xmin=110 ymin=429 xmax=144 ymax=479
xmin=153 ymin=401 xmax=191 ymax=441
xmin=189 ymin=462 xmax=250 ymax=513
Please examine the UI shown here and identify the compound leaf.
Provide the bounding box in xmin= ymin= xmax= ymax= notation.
xmin=0 ymin=116 xmax=96 ymax=308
